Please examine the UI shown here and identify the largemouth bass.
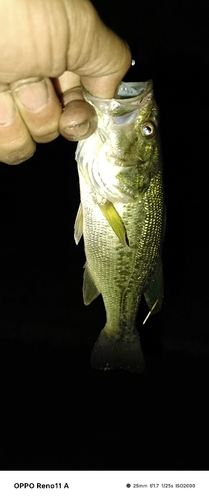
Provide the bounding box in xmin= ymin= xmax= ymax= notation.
xmin=75 ymin=80 xmax=164 ymax=373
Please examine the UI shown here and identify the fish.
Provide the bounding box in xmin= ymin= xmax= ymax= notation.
xmin=74 ymin=80 xmax=164 ymax=373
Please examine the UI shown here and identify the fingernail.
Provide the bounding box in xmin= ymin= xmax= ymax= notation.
xmin=15 ymin=80 xmax=49 ymax=111
xmin=0 ymin=91 xmax=17 ymax=125
xmin=64 ymin=120 xmax=90 ymax=140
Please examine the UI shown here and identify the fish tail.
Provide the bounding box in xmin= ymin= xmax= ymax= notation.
xmin=90 ymin=328 xmax=145 ymax=373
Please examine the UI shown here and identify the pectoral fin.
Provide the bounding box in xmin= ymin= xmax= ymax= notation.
xmin=83 ymin=263 xmax=100 ymax=305
xmin=143 ymin=258 xmax=164 ymax=316
xmin=74 ymin=203 xmax=83 ymax=245
xmin=98 ymin=201 xmax=129 ymax=247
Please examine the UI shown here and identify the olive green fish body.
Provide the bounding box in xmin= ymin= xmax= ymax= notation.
xmin=75 ymin=81 xmax=164 ymax=373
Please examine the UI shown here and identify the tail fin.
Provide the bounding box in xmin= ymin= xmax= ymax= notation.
xmin=90 ymin=329 xmax=145 ymax=374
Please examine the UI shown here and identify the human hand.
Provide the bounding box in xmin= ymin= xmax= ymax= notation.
xmin=0 ymin=0 xmax=131 ymax=165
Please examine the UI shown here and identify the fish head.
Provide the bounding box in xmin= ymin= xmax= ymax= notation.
xmin=107 ymin=85 xmax=161 ymax=197
xmin=78 ymin=81 xmax=162 ymax=203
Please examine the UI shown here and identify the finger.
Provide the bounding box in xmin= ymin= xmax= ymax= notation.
xmin=0 ymin=86 xmax=35 ymax=165
xmin=63 ymin=0 xmax=132 ymax=98
xmin=58 ymin=72 xmax=97 ymax=141
xmin=11 ymin=77 xmax=62 ymax=143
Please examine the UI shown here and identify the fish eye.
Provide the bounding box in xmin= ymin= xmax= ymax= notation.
xmin=141 ymin=121 xmax=156 ymax=138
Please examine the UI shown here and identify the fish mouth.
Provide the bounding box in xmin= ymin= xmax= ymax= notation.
xmin=84 ymin=80 xmax=153 ymax=104
xmin=115 ymin=81 xmax=153 ymax=100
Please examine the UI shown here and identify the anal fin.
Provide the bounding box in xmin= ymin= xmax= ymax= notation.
xmin=83 ymin=263 xmax=100 ymax=305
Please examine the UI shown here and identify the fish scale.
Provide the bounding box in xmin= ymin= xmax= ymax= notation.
xmin=90 ymin=174 xmax=162 ymax=333
xmin=75 ymin=81 xmax=164 ymax=373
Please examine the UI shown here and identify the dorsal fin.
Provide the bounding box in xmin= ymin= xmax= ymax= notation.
xmin=74 ymin=203 xmax=83 ymax=245
xmin=143 ymin=258 xmax=164 ymax=316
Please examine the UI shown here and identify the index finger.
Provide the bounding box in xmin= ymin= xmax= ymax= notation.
xmin=57 ymin=71 xmax=98 ymax=141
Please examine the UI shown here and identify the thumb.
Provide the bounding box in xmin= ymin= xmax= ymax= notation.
xmin=58 ymin=0 xmax=131 ymax=140
xmin=64 ymin=0 xmax=132 ymax=98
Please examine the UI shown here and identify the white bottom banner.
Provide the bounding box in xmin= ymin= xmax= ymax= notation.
xmin=0 ymin=471 xmax=209 ymax=499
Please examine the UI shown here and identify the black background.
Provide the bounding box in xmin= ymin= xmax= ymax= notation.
xmin=0 ymin=0 xmax=209 ymax=470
